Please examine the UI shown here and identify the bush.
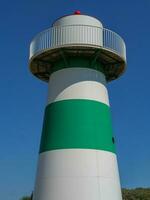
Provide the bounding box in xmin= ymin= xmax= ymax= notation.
xmin=122 ymin=188 xmax=150 ymax=200
xmin=20 ymin=196 xmax=31 ymax=200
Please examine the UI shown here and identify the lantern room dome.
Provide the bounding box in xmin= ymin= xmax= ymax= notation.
xmin=53 ymin=14 xmax=103 ymax=28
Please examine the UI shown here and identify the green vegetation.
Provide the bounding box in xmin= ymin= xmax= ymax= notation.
xmin=122 ymin=188 xmax=150 ymax=200
xmin=20 ymin=188 xmax=150 ymax=200
xmin=20 ymin=197 xmax=31 ymax=200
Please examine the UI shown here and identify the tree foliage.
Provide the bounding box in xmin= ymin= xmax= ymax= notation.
xmin=20 ymin=197 xmax=31 ymax=200
xmin=122 ymin=188 xmax=150 ymax=200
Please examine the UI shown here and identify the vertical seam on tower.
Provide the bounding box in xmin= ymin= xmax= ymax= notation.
xmin=96 ymin=150 xmax=101 ymax=200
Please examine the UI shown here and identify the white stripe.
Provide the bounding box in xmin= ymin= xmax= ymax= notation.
xmin=33 ymin=149 xmax=122 ymax=200
xmin=48 ymin=68 xmax=109 ymax=106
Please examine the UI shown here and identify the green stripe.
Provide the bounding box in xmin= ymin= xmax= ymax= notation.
xmin=40 ymin=99 xmax=115 ymax=153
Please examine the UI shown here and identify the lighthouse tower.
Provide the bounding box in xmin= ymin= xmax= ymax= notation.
xmin=29 ymin=11 xmax=126 ymax=200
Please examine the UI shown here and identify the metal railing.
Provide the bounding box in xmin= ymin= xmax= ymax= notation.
xmin=30 ymin=25 xmax=126 ymax=61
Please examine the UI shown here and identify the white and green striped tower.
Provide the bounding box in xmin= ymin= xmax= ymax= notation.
xmin=29 ymin=11 xmax=126 ymax=200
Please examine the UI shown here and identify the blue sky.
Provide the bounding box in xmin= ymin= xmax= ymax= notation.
xmin=0 ymin=0 xmax=150 ymax=199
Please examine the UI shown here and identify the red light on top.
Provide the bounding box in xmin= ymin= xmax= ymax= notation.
xmin=74 ymin=10 xmax=81 ymax=15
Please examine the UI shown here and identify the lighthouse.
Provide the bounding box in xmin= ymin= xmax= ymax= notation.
xmin=29 ymin=11 xmax=126 ymax=200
